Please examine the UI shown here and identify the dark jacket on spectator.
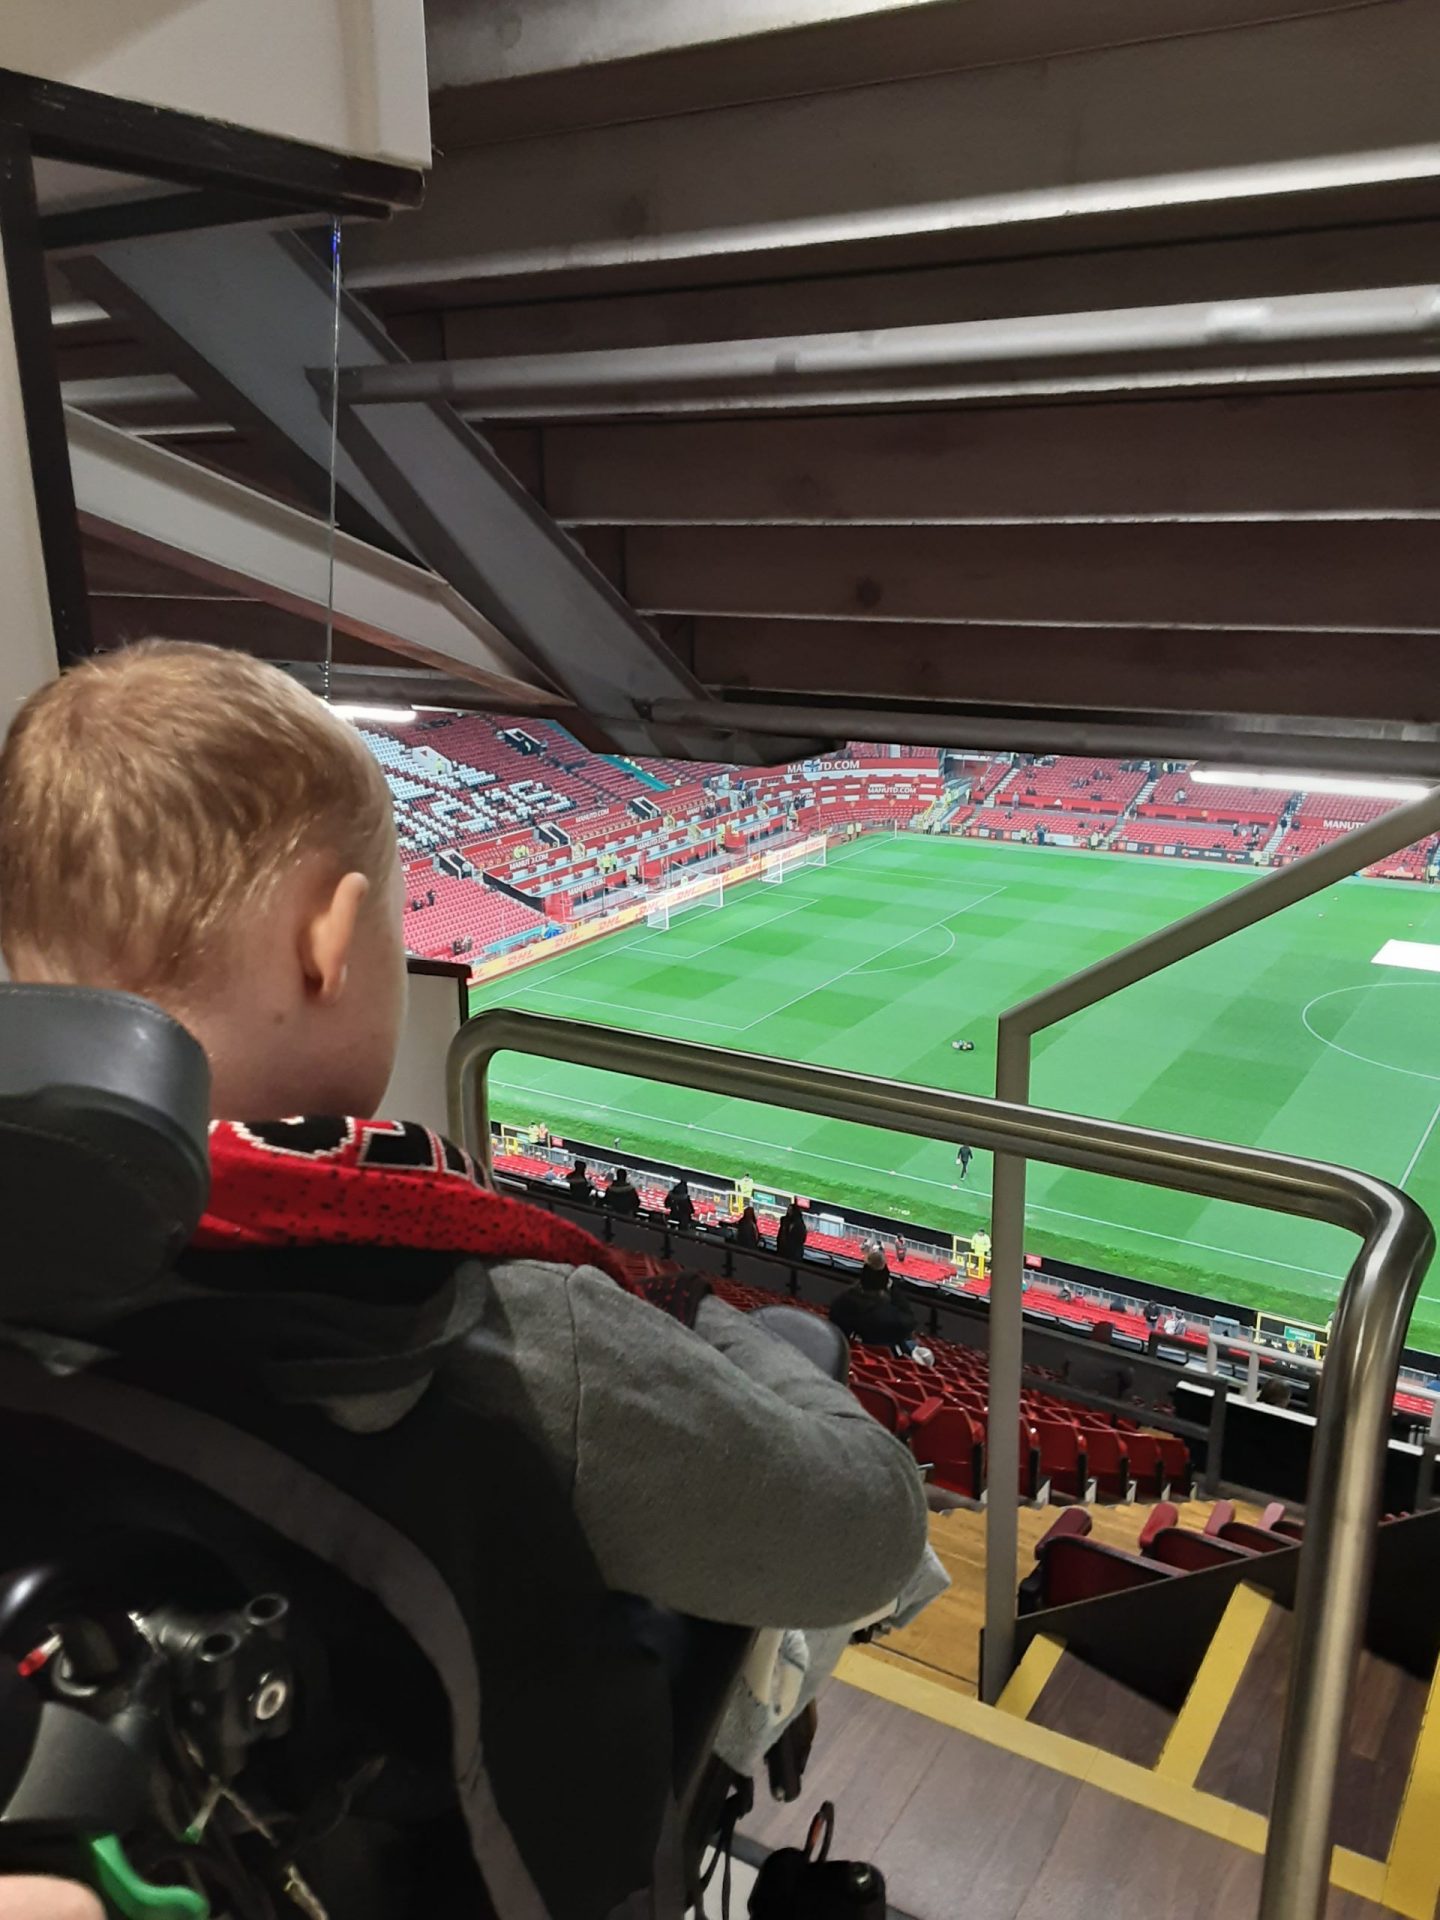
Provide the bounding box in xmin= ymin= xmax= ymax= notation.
xmin=830 ymin=1277 xmax=917 ymax=1350
xmin=565 ymin=1167 xmax=596 ymax=1206
xmin=605 ymin=1172 xmax=642 ymax=1217
xmin=734 ymin=1206 xmax=761 ymax=1249
xmin=775 ymin=1204 xmax=808 ymax=1263
xmin=666 ymin=1180 xmax=697 ymax=1231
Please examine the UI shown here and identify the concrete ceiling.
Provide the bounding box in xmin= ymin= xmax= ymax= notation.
xmin=50 ymin=0 xmax=1440 ymax=762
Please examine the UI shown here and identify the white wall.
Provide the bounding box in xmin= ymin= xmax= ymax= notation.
xmin=0 ymin=0 xmax=430 ymax=168
xmin=383 ymin=966 xmax=467 ymax=1138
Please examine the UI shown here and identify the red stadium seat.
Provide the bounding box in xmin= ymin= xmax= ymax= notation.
xmin=909 ymin=1406 xmax=984 ymax=1498
xmin=852 ymin=1382 xmax=902 ymax=1433
xmin=1077 ymin=1426 xmax=1132 ymax=1500
xmin=1021 ymin=1534 xmax=1175 ymax=1612
xmin=1036 ymin=1420 xmax=1091 ymax=1500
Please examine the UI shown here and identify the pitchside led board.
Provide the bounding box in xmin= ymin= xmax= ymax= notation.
xmin=1254 ymin=1312 xmax=1331 ymax=1364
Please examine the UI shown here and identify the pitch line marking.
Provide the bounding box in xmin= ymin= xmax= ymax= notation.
xmin=628 ymin=891 xmax=818 ymax=960
xmin=1401 ymin=1100 xmax=1440 ymax=1190
xmin=1300 ymin=981 xmax=1440 ymax=1084
xmin=511 ymin=987 xmax=741 ymax=1031
xmin=855 ymin=924 xmax=958 ymax=974
xmin=1300 ymin=979 xmax=1440 ymax=1190
xmin=738 ymin=887 xmax=1005 ymax=1032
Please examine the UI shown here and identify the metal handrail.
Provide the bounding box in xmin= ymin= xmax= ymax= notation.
xmin=448 ymin=1006 xmax=1433 ymax=1920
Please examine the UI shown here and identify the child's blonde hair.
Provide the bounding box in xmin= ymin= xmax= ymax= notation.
xmin=0 ymin=642 xmax=396 ymax=997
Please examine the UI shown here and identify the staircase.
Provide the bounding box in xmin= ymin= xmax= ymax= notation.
xmin=998 ymin=1583 xmax=1435 ymax=1897
xmin=741 ymin=1511 xmax=1440 ymax=1920
xmin=915 ymin=780 xmax=970 ymax=832
xmin=1108 ymin=770 xmax=1160 ymax=846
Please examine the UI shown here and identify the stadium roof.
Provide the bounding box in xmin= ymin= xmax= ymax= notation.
xmin=48 ymin=0 xmax=1440 ymax=769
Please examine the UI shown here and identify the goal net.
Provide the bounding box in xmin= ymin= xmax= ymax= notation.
xmin=761 ymin=835 xmax=828 ymax=886
xmin=646 ymin=871 xmax=725 ymax=930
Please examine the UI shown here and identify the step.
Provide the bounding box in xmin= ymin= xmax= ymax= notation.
xmin=999 ymin=1635 xmax=1177 ymax=1766
xmin=1193 ymin=1596 xmax=1430 ymax=1864
xmin=741 ymin=1658 xmax=1406 ymax=1919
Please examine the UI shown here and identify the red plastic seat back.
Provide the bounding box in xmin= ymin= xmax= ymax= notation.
xmin=1146 ymin=1529 xmax=1254 ymax=1572
xmin=852 ymin=1382 xmax=901 ymax=1432
xmin=1039 ymin=1536 xmax=1173 ymax=1607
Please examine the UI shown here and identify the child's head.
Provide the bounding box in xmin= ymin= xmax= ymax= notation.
xmin=0 ymin=642 xmax=406 ymax=1119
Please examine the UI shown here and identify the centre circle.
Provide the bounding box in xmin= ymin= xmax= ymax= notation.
xmin=1301 ymin=980 xmax=1440 ymax=1083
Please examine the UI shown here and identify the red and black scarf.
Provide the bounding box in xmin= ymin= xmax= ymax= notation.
xmin=194 ymin=1118 xmax=708 ymax=1326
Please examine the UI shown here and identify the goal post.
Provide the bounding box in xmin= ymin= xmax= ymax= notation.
xmin=646 ymin=870 xmax=725 ymax=930
xmin=761 ymin=835 xmax=829 ymax=885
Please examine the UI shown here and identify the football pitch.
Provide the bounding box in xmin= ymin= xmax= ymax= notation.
xmin=468 ymin=833 xmax=1440 ymax=1354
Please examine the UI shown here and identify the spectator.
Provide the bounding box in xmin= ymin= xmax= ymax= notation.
xmin=565 ymin=1157 xmax=597 ymax=1206
xmin=829 ymin=1250 xmax=917 ymax=1351
xmin=666 ymin=1176 xmax=697 ymax=1233
xmin=1258 ymin=1376 xmax=1294 ymax=1409
xmin=0 ymin=644 xmax=935 ymax=1798
xmin=734 ymin=1203 xmax=762 ymax=1249
xmin=775 ymin=1199 xmax=809 ymax=1263
xmin=603 ymin=1165 xmax=642 ymax=1217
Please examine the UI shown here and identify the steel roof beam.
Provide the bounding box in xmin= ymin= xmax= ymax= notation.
xmin=65 ymin=406 xmax=551 ymax=706
xmin=66 ymin=228 xmax=809 ymax=764
xmin=352 ymin=1 xmax=1440 ymax=299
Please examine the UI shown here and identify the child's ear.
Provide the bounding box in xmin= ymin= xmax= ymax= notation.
xmin=300 ymin=871 xmax=371 ymax=1004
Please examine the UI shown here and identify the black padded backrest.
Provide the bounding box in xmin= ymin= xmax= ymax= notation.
xmin=0 ymin=985 xmax=210 ymax=1330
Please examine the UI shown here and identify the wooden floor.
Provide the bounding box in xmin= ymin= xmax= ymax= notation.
xmin=1197 ymin=1606 xmax=1428 ymax=1862
xmin=742 ymin=1678 xmax=1395 ymax=1920
xmin=880 ymin=1496 xmax=1266 ymax=1697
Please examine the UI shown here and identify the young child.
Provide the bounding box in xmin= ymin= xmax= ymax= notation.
xmin=0 ymin=642 xmax=929 ymax=1636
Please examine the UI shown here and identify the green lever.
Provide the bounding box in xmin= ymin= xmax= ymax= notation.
xmin=88 ymin=1834 xmax=209 ymax=1920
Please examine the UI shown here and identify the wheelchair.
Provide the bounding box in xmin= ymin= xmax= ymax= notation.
xmin=0 ymin=987 xmax=834 ymax=1919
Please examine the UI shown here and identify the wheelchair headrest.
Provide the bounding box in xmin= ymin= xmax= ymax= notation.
xmin=0 ymin=985 xmax=210 ymax=1331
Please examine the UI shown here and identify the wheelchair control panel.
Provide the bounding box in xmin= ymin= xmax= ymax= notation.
xmin=0 ymin=1563 xmax=327 ymax=1920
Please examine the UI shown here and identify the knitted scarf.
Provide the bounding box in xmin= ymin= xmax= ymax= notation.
xmin=192 ymin=1118 xmax=707 ymax=1325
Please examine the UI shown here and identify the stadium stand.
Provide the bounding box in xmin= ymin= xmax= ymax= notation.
xmin=699 ymin=1275 xmax=1194 ymax=1505
xmin=1139 ymin=772 xmax=1288 ymax=824
xmin=402 ymin=870 xmax=547 ymax=958
xmin=967 ymin=807 xmax=1113 ymax=844
xmin=368 ymin=716 xmax=1440 ymax=970
xmin=1003 ymin=758 xmax=1148 ymax=814
xmin=1118 ymin=821 xmax=1265 ymax=855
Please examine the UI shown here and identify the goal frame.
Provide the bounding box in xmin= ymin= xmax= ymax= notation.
xmin=761 ymin=835 xmax=829 ymax=886
xmin=645 ymin=871 xmax=726 ymax=929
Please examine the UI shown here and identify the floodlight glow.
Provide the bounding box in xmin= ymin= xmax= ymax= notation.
xmin=331 ymin=702 xmax=419 ymax=724
xmin=1190 ymin=767 xmax=1429 ymax=801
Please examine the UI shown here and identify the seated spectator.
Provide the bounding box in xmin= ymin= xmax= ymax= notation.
xmin=829 ymin=1250 xmax=918 ymax=1350
xmin=733 ymin=1204 xmax=761 ymax=1249
xmin=666 ymin=1176 xmax=697 ymax=1233
xmin=775 ymin=1199 xmax=809 ymax=1263
xmin=564 ymin=1156 xmax=597 ymax=1205
xmin=603 ymin=1165 xmax=642 ymax=1217
xmin=0 ymin=647 xmax=931 ymax=1750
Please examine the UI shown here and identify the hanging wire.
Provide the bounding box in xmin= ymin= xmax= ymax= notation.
xmin=322 ymin=217 xmax=343 ymax=704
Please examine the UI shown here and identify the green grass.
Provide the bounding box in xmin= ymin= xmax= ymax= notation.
xmin=469 ymin=834 xmax=1440 ymax=1354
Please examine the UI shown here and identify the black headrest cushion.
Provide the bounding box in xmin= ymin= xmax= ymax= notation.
xmin=0 ymin=986 xmax=210 ymax=1331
